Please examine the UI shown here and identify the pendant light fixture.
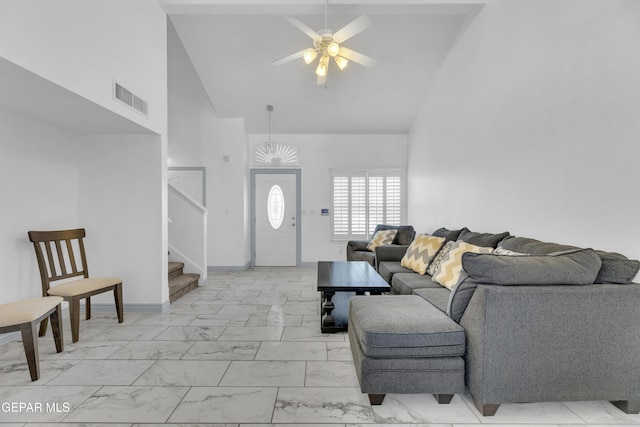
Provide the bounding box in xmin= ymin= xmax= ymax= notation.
xmin=264 ymin=105 xmax=275 ymax=156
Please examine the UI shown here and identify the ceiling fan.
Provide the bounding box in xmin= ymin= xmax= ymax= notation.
xmin=272 ymin=1 xmax=377 ymax=86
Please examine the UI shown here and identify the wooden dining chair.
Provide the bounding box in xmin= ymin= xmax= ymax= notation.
xmin=0 ymin=296 xmax=64 ymax=380
xmin=28 ymin=228 xmax=124 ymax=342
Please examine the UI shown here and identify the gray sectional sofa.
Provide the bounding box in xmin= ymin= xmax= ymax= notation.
xmin=348 ymin=227 xmax=640 ymax=416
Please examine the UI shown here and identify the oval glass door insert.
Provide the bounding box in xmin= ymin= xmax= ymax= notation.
xmin=267 ymin=184 xmax=285 ymax=229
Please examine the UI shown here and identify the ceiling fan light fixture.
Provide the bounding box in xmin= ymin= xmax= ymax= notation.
xmin=334 ymin=55 xmax=348 ymax=70
xmin=303 ymin=49 xmax=318 ymax=64
xmin=315 ymin=55 xmax=328 ymax=77
xmin=327 ymin=42 xmax=340 ymax=57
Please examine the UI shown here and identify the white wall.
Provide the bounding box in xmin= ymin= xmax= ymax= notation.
xmin=77 ymin=135 xmax=167 ymax=307
xmin=206 ymin=118 xmax=251 ymax=267
xmin=167 ymin=18 xmax=251 ymax=269
xmin=0 ymin=111 xmax=79 ymax=304
xmin=0 ymin=0 xmax=169 ymax=308
xmin=0 ymin=0 xmax=167 ymax=134
xmin=249 ymin=133 xmax=408 ymax=263
xmin=167 ymin=18 xmax=213 ymax=166
xmin=407 ymin=0 xmax=640 ymax=265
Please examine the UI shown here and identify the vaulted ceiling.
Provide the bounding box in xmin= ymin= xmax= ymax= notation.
xmin=162 ymin=1 xmax=484 ymax=134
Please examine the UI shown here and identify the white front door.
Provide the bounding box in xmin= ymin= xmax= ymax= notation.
xmin=255 ymin=173 xmax=297 ymax=266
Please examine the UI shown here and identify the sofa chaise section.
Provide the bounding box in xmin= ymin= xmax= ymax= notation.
xmin=349 ymin=295 xmax=466 ymax=405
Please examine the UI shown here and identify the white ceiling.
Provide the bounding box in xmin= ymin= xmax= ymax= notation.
xmin=164 ymin=1 xmax=484 ymax=134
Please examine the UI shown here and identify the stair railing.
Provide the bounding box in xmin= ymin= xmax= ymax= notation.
xmin=168 ymin=182 xmax=208 ymax=285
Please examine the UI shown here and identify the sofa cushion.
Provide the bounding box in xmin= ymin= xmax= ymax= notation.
xmin=426 ymin=241 xmax=455 ymax=276
xmin=400 ymin=234 xmax=445 ymax=275
xmin=349 ymin=295 xmax=465 ymax=358
xmin=367 ymin=229 xmax=398 ymax=252
xmin=378 ymin=261 xmax=411 ymax=284
xmin=413 ymin=287 xmax=451 ymax=313
xmin=447 ymin=279 xmax=480 ymax=322
xmin=391 ymin=272 xmax=441 ymax=295
xmin=594 ymin=250 xmax=640 ymax=284
xmin=433 ymin=241 xmax=493 ymax=289
xmin=458 ymin=229 xmax=510 ymax=248
xmin=460 ymin=248 xmax=602 ymax=286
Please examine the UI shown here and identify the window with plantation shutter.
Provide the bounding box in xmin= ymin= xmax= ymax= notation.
xmin=331 ymin=170 xmax=405 ymax=240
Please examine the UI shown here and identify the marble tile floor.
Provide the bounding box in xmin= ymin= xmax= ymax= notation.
xmin=0 ymin=266 xmax=639 ymax=426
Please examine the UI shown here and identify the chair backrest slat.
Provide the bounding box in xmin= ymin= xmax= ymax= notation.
xmin=28 ymin=228 xmax=89 ymax=296
xmin=44 ymin=241 xmax=58 ymax=278
xmin=66 ymin=239 xmax=78 ymax=275
xmin=54 ymin=240 xmax=67 ymax=277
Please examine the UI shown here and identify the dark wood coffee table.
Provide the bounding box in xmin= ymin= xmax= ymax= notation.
xmin=317 ymin=261 xmax=390 ymax=333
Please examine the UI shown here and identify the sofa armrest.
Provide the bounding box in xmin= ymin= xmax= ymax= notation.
xmin=375 ymin=244 xmax=408 ymax=263
xmin=459 ymin=283 xmax=640 ymax=409
xmin=347 ymin=240 xmax=371 ymax=262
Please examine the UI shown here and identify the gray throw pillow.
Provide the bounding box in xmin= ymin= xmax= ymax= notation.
xmin=498 ymin=236 xmax=579 ymax=255
xmin=460 ymin=248 xmax=602 ymax=286
xmin=457 ymin=229 xmax=510 ymax=248
xmin=500 ymin=237 xmax=639 ymax=284
xmin=432 ymin=227 xmax=467 ymax=242
xmin=594 ymin=250 xmax=640 ymax=284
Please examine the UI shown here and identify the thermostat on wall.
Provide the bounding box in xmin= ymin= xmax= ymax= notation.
xmin=321 ymin=208 xmax=329 ymax=216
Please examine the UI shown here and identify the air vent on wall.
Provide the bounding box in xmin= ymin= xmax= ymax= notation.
xmin=114 ymin=82 xmax=148 ymax=116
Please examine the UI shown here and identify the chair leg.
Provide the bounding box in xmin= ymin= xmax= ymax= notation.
xmin=38 ymin=317 xmax=49 ymax=337
xmin=114 ymin=283 xmax=124 ymax=323
xmin=368 ymin=394 xmax=386 ymax=405
xmin=20 ymin=322 xmax=40 ymax=381
xmin=611 ymin=400 xmax=640 ymax=414
xmin=50 ymin=303 xmax=64 ymax=353
xmin=85 ymin=296 xmax=91 ymax=320
xmin=435 ymin=394 xmax=454 ymax=404
xmin=70 ymin=298 xmax=81 ymax=343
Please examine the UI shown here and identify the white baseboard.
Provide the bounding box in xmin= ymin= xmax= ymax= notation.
xmin=208 ymin=263 xmax=251 ymax=272
xmin=89 ymin=302 xmax=170 ymax=313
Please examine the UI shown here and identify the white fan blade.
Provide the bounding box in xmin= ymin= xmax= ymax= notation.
xmin=339 ymin=47 xmax=377 ymax=68
xmin=286 ymin=16 xmax=321 ymax=41
xmin=333 ymin=15 xmax=373 ymax=43
xmin=272 ymin=49 xmax=307 ymax=66
xmin=317 ymin=73 xmax=327 ymax=86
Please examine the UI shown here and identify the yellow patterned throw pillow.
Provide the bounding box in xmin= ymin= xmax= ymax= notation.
xmin=433 ymin=241 xmax=493 ymax=289
xmin=366 ymin=229 xmax=398 ymax=252
xmin=401 ymin=234 xmax=446 ymax=275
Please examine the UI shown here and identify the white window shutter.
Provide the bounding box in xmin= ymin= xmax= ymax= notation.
xmin=331 ymin=170 xmax=404 ymax=240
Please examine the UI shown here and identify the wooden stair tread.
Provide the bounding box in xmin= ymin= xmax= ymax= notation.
xmin=168 ymin=272 xmax=200 ymax=303
xmin=169 ymin=273 xmax=199 ymax=288
xmin=168 ymin=262 xmax=185 ymax=280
